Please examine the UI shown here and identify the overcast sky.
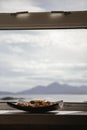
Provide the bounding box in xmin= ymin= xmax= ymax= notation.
xmin=0 ymin=0 xmax=87 ymax=92
xmin=0 ymin=29 xmax=87 ymax=92
xmin=0 ymin=0 xmax=87 ymax=12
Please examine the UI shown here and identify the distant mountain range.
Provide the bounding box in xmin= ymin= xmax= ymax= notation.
xmin=0 ymin=82 xmax=87 ymax=95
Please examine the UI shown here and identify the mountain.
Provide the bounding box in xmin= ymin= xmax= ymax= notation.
xmin=18 ymin=85 xmax=45 ymax=94
xmin=0 ymin=82 xmax=87 ymax=95
xmin=18 ymin=82 xmax=87 ymax=94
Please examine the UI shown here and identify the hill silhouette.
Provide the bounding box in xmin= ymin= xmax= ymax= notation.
xmin=17 ymin=82 xmax=87 ymax=94
xmin=0 ymin=82 xmax=87 ymax=95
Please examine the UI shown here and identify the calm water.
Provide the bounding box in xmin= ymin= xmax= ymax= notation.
xmin=0 ymin=94 xmax=87 ymax=102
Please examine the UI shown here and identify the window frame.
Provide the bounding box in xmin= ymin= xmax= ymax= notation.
xmin=0 ymin=11 xmax=87 ymax=30
xmin=0 ymin=11 xmax=87 ymax=130
xmin=0 ymin=11 xmax=87 ymax=110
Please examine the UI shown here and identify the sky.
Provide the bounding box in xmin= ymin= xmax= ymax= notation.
xmin=0 ymin=0 xmax=87 ymax=92
xmin=0 ymin=0 xmax=87 ymax=12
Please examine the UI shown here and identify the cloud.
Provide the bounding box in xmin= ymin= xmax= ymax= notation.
xmin=0 ymin=29 xmax=87 ymax=92
xmin=0 ymin=0 xmax=87 ymax=13
xmin=32 ymin=0 xmax=87 ymax=11
xmin=0 ymin=0 xmax=44 ymax=12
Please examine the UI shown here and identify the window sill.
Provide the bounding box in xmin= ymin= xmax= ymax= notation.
xmin=0 ymin=110 xmax=87 ymax=125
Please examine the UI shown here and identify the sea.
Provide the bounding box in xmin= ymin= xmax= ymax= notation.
xmin=0 ymin=94 xmax=87 ymax=102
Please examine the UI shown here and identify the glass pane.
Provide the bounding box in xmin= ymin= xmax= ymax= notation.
xmin=0 ymin=29 xmax=87 ymax=102
xmin=0 ymin=0 xmax=87 ymax=13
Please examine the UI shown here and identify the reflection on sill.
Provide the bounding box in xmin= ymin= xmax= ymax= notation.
xmin=0 ymin=110 xmax=87 ymax=115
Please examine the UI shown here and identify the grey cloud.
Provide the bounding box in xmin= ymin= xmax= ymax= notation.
xmin=0 ymin=0 xmax=87 ymax=13
xmin=32 ymin=0 xmax=87 ymax=11
xmin=62 ymin=79 xmax=87 ymax=86
xmin=0 ymin=0 xmax=44 ymax=12
xmin=0 ymin=30 xmax=41 ymax=36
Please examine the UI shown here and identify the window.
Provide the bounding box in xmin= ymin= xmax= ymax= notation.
xmin=0 ymin=29 xmax=87 ymax=103
xmin=0 ymin=0 xmax=87 ymax=103
xmin=0 ymin=1 xmax=87 ymax=130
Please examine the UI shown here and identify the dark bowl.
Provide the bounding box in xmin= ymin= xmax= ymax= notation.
xmin=7 ymin=100 xmax=63 ymax=113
